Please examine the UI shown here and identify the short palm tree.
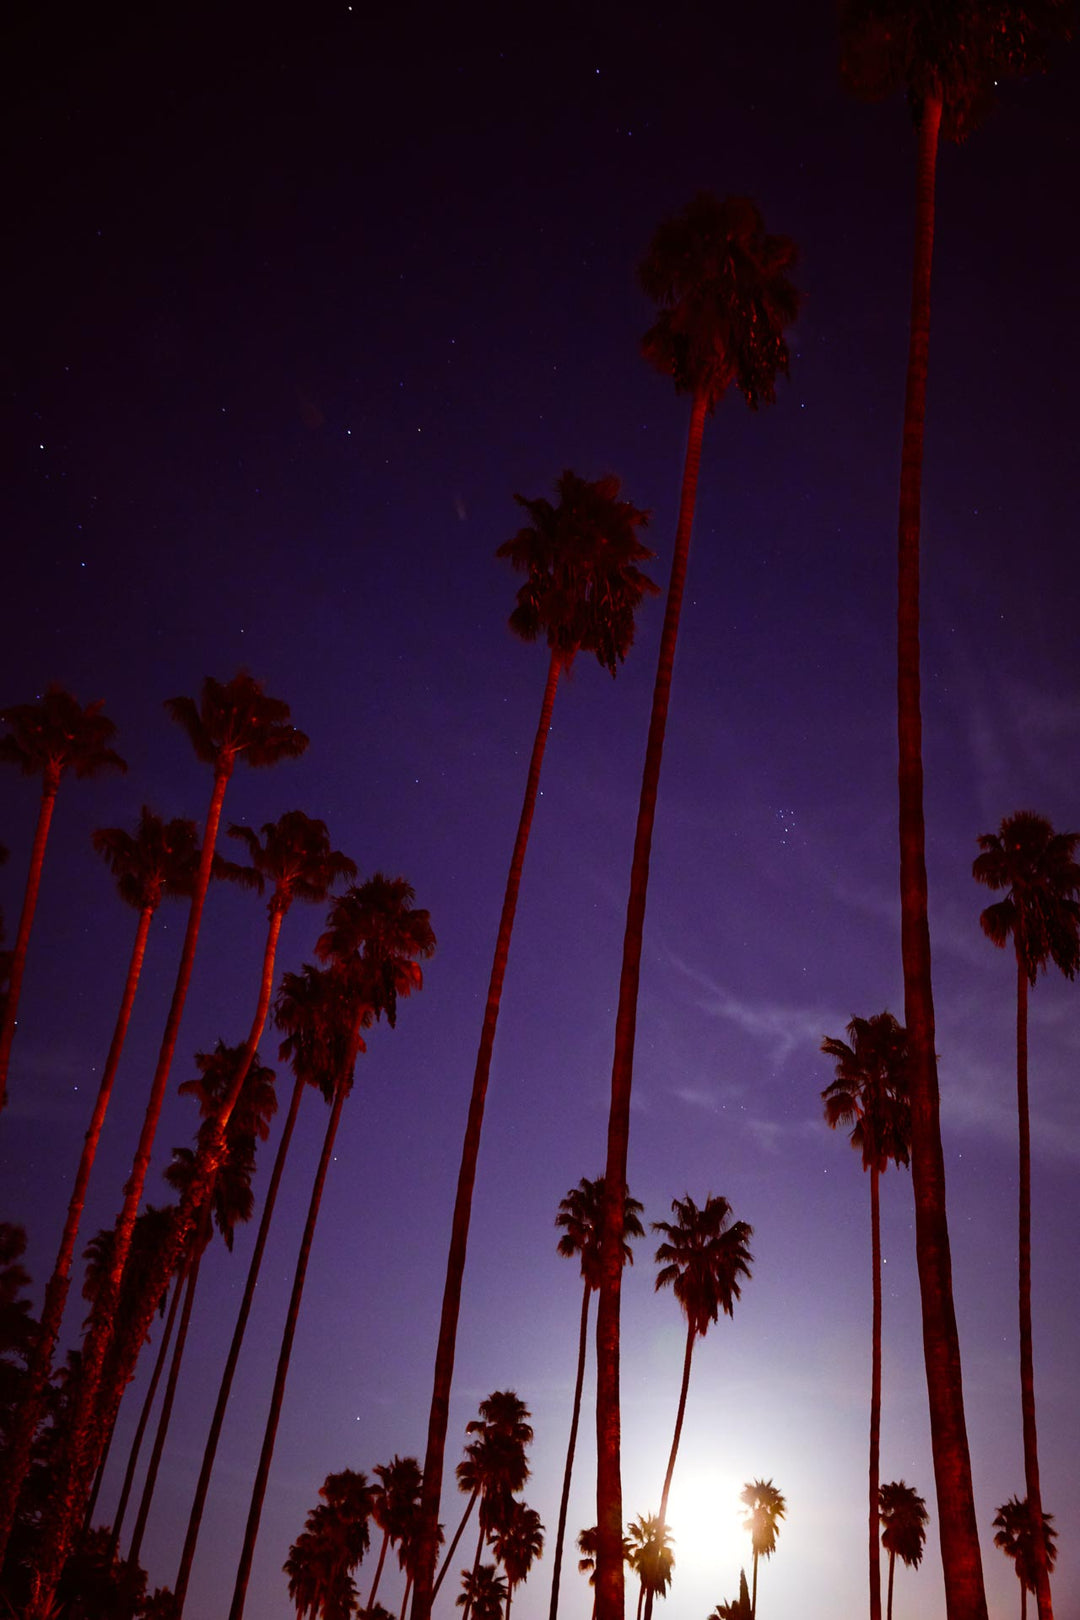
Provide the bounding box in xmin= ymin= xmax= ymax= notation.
xmin=993 ymin=1497 xmax=1058 ymax=1620
xmin=879 ymin=1480 xmax=928 ymax=1620
xmin=712 ymin=1569 xmax=752 ymax=1620
xmin=436 ymin=1392 xmax=534 ymax=1604
xmin=456 ymin=1564 xmax=507 ymax=1620
xmin=739 ymin=1479 xmax=786 ymax=1618
xmin=412 ymin=471 xmax=653 ymax=1620
xmin=576 ymin=1526 xmax=633 ymax=1620
xmin=974 ymin=809 xmax=1079 ymax=1618
xmin=549 ymin=1177 xmax=644 ymax=1620
xmin=0 ymin=684 xmax=125 ymax=1111
xmin=596 ymin=195 xmax=797 ymax=1620
xmin=361 ymin=1455 xmax=424 ymax=1612
xmin=286 ymin=1469 xmax=375 ymax=1620
xmin=490 ymin=1499 xmax=544 ymax=1620
xmin=625 ymin=1514 xmax=673 ymax=1620
xmin=821 ymin=1011 xmax=911 ymax=1620
xmin=648 ymin=1193 xmax=752 ymax=1620
xmin=840 ymin=11 xmax=1069 ymax=1618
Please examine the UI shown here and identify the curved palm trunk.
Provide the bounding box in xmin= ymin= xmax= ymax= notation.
xmin=108 ymin=1273 xmax=185 ymax=1553
xmin=886 ymin=1548 xmax=896 ymax=1620
xmin=365 ymin=1529 xmax=391 ymax=1611
xmin=894 ymin=93 xmax=986 ymax=1620
xmin=1015 ymin=968 xmax=1052 ymax=1618
xmin=548 ymin=1280 xmax=592 ymax=1620
xmin=227 ymin=1069 xmax=351 ymax=1620
xmin=597 ymin=386 xmax=708 ymax=1620
xmin=642 ymin=1323 xmax=695 ymax=1620
xmin=0 ymin=900 xmax=154 ymax=1563
xmin=869 ymin=1167 xmax=882 ymax=1620
xmin=0 ymin=772 xmax=59 ymax=1113
xmin=412 ymin=649 xmax=561 ymax=1620
xmin=173 ymin=1072 xmax=306 ymax=1614
xmin=433 ymin=1488 xmax=479 ymax=1600
xmin=128 ymin=1219 xmax=208 ymax=1565
xmin=28 ymin=763 xmax=233 ymax=1619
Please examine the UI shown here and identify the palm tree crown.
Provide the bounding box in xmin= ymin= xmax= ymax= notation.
xmin=993 ymin=1496 xmax=1058 ymax=1598
xmin=973 ymin=811 xmax=1080 ymax=985
xmin=639 ymin=192 xmax=799 ymax=412
xmin=653 ymin=1194 xmax=753 ymax=1337
xmin=880 ymin=1480 xmax=928 ymax=1570
xmin=228 ymin=811 xmax=357 ymax=916
xmin=0 ymin=685 xmax=126 ymax=787
xmin=741 ymin=1478 xmax=786 ymax=1563
xmin=165 ymin=670 xmax=308 ymax=776
xmin=317 ymin=875 xmax=436 ymax=1028
xmin=556 ymin=1176 xmax=645 ymax=1289
xmin=820 ymin=1012 xmax=912 ymax=1174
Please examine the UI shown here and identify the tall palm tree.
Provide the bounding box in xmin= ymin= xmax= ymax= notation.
xmin=993 ymin=1497 xmax=1058 ymax=1620
xmin=435 ymin=1392 xmax=534 ymax=1602
xmin=974 ymin=810 xmax=1079 ymax=1615
xmin=839 ymin=12 xmax=1068 ymax=1619
xmin=712 ymin=1570 xmax=752 ymax=1620
xmin=549 ymin=1177 xmax=643 ymax=1620
xmin=0 ymin=808 xmax=201 ymax=1564
xmin=456 ymin=1564 xmax=507 ymax=1620
xmin=364 ymin=1456 xmax=424 ymax=1613
xmin=229 ymin=877 xmax=434 ymax=1620
xmin=28 ymin=673 xmax=307 ymax=1620
xmin=596 ymin=195 xmax=797 ymax=1620
xmin=625 ymin=1514 xmax=673 ymax=1620
xmin=879 ymin=1480 xmax=928 ymax=1620
xmin=411 ymin=472 xmax=653 ymax=1620
xmin=646 ymin=1194 xmax=752 ymax=1620
xmin=491 ymin=1499 xmax=544 ymax=1620
xmin=739 ymin=1480 xmax=786 ymax=1619
xmin=0 ymin=684 xmax=126 ymax=1111
xmin=821 ymin=1011 xmax=911 ymax=1620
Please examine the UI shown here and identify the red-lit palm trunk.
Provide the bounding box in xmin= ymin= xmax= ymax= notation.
xmin=895 ymin=92 xmax=986 ymax=1620
xmin=885 ymin=1547 xmax=897 ymax=1620
xmin=412 ymin=649 xmax=561 ymax=1620
xmin=1015 ymin=968 xmax=1052 ymax=1618
xmin=596 ymin=385 xmax=707 ymax=1620
xmin=642 ymin=1323 xmax=695 ymax=1620
xmin=28 ymin=762 xmax=233 ymax=1619
xmin=173 ymin=1072 xmax=305 ymax=1614
xmin=548 ymin=1279 xmax=592 ymax=1620
xmin=869 ymin=1166 xmax=882 ymax=1620
xmin=433 ymin=1488 xmax=478 ymax=1600
xmin=0 ymin=764 xmax=59 ymax=1112
xmin=227 ymin=1049 xmax=359 ymax=1620
xmin=0 ymin=899 xmax=154 ymax=1562
xmin=108 ymin=1273 xmax=184 ymax=1552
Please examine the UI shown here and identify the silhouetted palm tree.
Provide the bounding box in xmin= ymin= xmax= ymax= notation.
xmin=412 ymin=472 xmax=653 ymax=1620
xmin=879 ymin=1480 xmax=927 ymax=1620
xmin=993 ymin=1497 xmax=1058 ymax=1620
xmin=365 ymin=1456 xmax=424 ymax=1613
xmin=646 ymin=1194 xmax=752 ymax=1620
xmin=455 ymin=1564 xmax=507 ymax=1620
xmin=712 ymin=1569 xmax=752 ymax=1620
xmin=974 ymin=809 xmax=1079 ymax=1616
xmin=285 ymin=1469 xmax=375 ymax=1620
xmin=0 ymin=685 xmax=125 ymax=1111
xmin=625 ymin=1515 xmax=673 ymax=1620
xmin=435 ymin=1393 xmax=533 ymax=1602
xmin=821 ymin=1011 xmax=911 ymax=1620
xmin=839 ymin=10 xmax=1068 ymax=1617
xmin=549 ymin=1177 xmax=643 ymax=1620
xmin=739 ymin=1480 xmax=785 ymax=1619
xmin=490 ymin=1499 xmax=544 ymax=1620
xmin=0 ymin=808 xmax=200 ymax=1563
xmin=596 ymin=195 xmax=797 ymax=1620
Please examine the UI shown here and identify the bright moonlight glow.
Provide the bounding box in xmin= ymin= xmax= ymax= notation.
xmin=664 ymin=1466 xmax=749 ymax=1593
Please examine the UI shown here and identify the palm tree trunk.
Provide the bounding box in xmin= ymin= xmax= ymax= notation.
xmin=894 ymin=92 xmax=986 ymax=1620
xmin=412 ymin=649 xmax=562 ymax=1620
xmin=751 ymin=1550 xmax=758 ymax=1620
xmin=597 ymin=386 xmax=708 ymax=1620
xmin=869 ymin=1167 xmax=882 ymax=1620
xmin=635 ymin=1578 xmax=645 ymax=1620
xmin=108 ymin=1272 xmax=184 ymax=1553
xmin=0 ymin=773 xmax=58 ymax=1113
xmin=886 ymin=1549 xmax=896 ymax=1620
xmin=366 ymin=1528 xmax=390 ymax=1611
xmin=643 ymin=1324 xmax=695 ymax=1620
xmin=173 ymin=1073 xmax=305 ymax=1614
xmin=548 ymin=1280 xmax=591 ymax=1620
xmin=128 ymin=1220 xmax=207 ymax=1566
xmin=433 ymin=1489 xmax=479 ymax=1600
xmin=1016 ymin=967 xmax=1052 ymax=1619
xmin=28 ymin=763 xmax=234 ymax=1618
xmin=0 ymin=900 xmax=154 ymax=1563
xmin=227 ymin=1069 xmax=351 ymax=1620
xmin=460 ymin=1521 xmax=487 ymax=1620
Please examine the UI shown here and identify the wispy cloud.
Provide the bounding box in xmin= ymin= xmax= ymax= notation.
xmin=666 ymin=952 xmax=833 ymax=1064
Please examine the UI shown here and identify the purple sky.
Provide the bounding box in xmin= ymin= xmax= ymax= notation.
xmin=3 ymin=4 xmax=1079 ymax=1617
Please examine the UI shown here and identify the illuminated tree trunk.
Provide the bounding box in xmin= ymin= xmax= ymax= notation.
xmin=895 ymin=91 xmax=986 ymax=1620
xmin=412 ymin=650 xmax=561 ymax=1620
xmin=870 ymin=1166 xmax=882 ymax=1620
xmin=1015 ymin=968 xmax=1052 ymax=1618
xmin=597 ymin=386 xmax=708 ymax=1620
xmin=0 ymin=767 xmax=59 ymax=1111
xmin=108 ymin=1273 xmax=184 ymax=1553
xmin=548 ymin=1280 xmax=591 ymax=1620
xmin=643 ymin=1323 xmax=694 ymax=1620
xmin=433 ymin=1488 xmax=478 ymax=1600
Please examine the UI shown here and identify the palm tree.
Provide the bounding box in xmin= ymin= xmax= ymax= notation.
xmin=596 ymin=194 xmax=797 ymax=1620
xmin=712 ymin=1570 xmax=752 ymax=1620
xmin=0 ymin=808 xmax=200 ymax=1564
xmin=29 ymin=673 xmax=307 ymax=1620
xmin=228 ymin=877 xmax=434 ymax=1620
xmin=821 ymin=1012 xmax=911 ymax=1620
xmin=647 ymin=1194 xmax=752 ymax=1619
xmin=549 ymin=1177 xmax=644 ymax=1620
xmin=993 ymin=1497 xmax=1058 ymax=1620
xmin=839 ymin=12 xmax=1068 ymax=1619
xmin=285 ymin=1470 xmax=375 ymax=1620
xmin=490 ymin=1500 xmax=544 ymax=1620
xmin=365 ymin=1456 xmax=424 ymax=1613
xmin=625 ymin=1514 xmax=673 ymax=1620
xmin=879 ymin=1481 xmax=928 ymax=1620
xmin=575 ymin=1526 xmax=633 ymax=1620
xmin=456 ymin=1565 xmax=507 ymax=1620
xmin=0 ymin=684 xmax=125 ymax=1111
xmin=435 ymin=1392 xmax=534 ymax=1607
xmin=739 ymin=1480 xmax=786 ymax=1619
xmin=412 ymin=471 xmax=653 ymax=1620
xmin=974 ymin=810 xmax=1080 ymax=1616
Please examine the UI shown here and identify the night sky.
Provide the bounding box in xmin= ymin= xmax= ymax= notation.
xmin=3 ymin=3 xmax=1079 ymax=1618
